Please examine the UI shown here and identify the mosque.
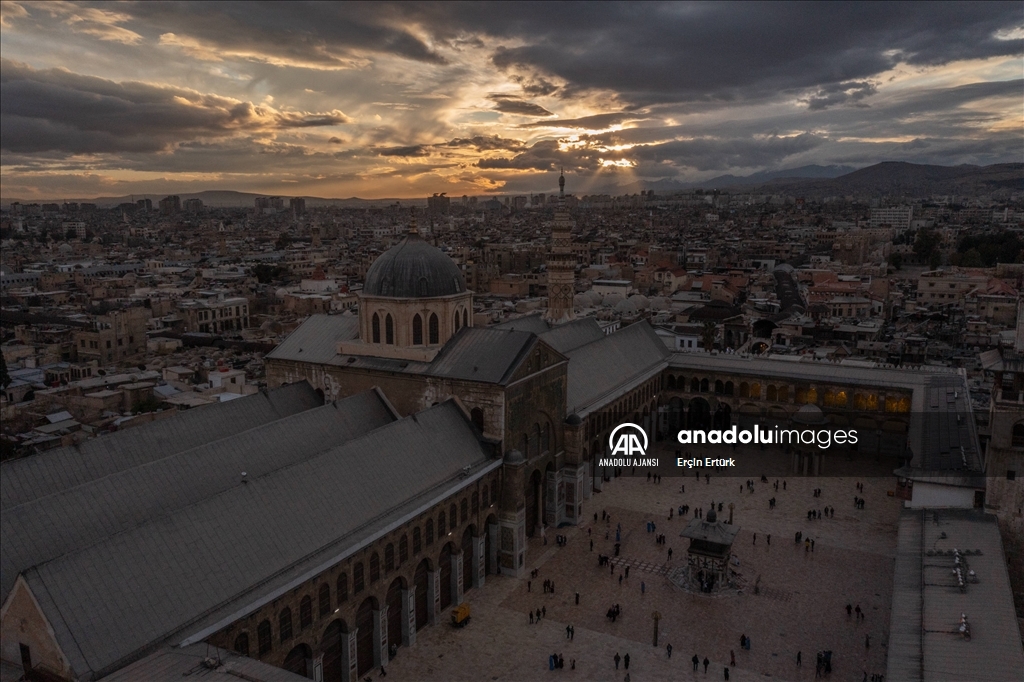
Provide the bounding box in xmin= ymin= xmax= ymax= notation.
xmin=0 ymin=174 xmax=989 ymax=681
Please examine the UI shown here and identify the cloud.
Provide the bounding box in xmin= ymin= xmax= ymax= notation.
xmin=442 ymin=135 xmax=526 ymax=151
xmin=375 ymin=145 xmax=430 ymax=157
xmin=803 ymin=80 xmax=878 ymax=110
xmin=488 ymin=94 xmax=554 ymax=116
xmin=0 ymin=60 xmax=351 ymax=154
xmin=518 ymin=111 xmax=645 ymax=130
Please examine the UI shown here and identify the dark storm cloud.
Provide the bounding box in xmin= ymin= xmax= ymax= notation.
xmin=803 ymin=80 xmax=879 ymax=110
xmin=476 ymin=139 xmax=611 ymax=171
xmin=438 ymin=2 xmax=1023 ymax=106
xmin=442 ymin=135 xmax=526 ymax=151
xmin=631 ymin=133 xmax=827 ymax=172
xmin=518 ymin=112 xmax=647 ymax=130
xmin=129 ymin=2 xmax=448 ymax=66
xmin=487 ymin=94 xmax=554 ymax=117
xmin=375 ymin=145 xmax=430 ymax=157
xmin=0 ymin=60 xmax=350 ymax=154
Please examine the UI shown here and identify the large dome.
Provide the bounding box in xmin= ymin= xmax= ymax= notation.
xmin=363 ymin=234 xmax=467 ymax=298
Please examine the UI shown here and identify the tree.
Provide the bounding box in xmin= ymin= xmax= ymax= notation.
xmin=889 ymin=252 xmax=903 ymax=271
xmin=700 ymin=321 xmax=717 ymax=351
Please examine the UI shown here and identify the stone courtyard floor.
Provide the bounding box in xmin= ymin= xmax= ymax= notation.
xmin=383 ymin=444 xmax=902 ymax=681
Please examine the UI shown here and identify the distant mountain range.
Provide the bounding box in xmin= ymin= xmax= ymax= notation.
xmin=748 ymin=161 xmax=1023 ymax=197
xmin=4 ymin=162 xmax=1020 ymax=206
xmin=1 ymin=190 xmax=424 ymax=209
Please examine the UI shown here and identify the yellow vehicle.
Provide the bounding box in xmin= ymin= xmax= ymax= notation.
xmin=450 ymin=603 xmax=471 ymax=627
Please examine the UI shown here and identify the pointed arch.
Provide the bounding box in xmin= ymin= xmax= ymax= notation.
xmin=385 ymin=314 xmax=394 ymax=344
xmin=413 ymin=314 xmax=423 ymax=345
xmin=372 ymin=313 xmax=381 ymax=343
xmin=429 ymin=313 xmax=439 ymax=344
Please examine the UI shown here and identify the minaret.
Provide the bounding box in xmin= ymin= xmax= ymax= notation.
xmin=544 ymin=169 xmax=576 ymax=324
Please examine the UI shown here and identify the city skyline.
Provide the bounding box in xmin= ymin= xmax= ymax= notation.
xmin=1 ymin=1 xmax=1022 ymax=200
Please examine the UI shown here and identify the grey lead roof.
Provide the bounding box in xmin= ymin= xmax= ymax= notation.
xmin=1 ymin=389 xmax=397 ymax=601
xmin=265 ymin=314 xmax=359 ymax=365
xmin=0 ymin=382 xmax=322 ymax=512
xmin=427 ymin=327 xmax=539 ymax=383
xmin=268 ymin=316 xmax=544 ymax=386
xmin=23 ymin=400 xmax=494 ymax=678
xmin=886 ymin=509 xmax=1024 ymax=682
xmin=566 ymin=321 xmax=669 ymax=416
xmin=538 ymin=318 xmax=606 ymax=354
xmin=362 ymin=234 xmax=466 ymax=298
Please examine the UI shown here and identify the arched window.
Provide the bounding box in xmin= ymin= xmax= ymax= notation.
xmin=767 ymin=385 xmax=778 ymax=401
xmin=413 ymin=527 xmax=422 ymax=553
xmin=1012 ymin=423 xmax=1024 ymax=447
xmin=750 ymin=383 xmax=760 ymax=399
xmin=425 ymin=519 xmax=434 ymax=546
xmin=299 ymin=596 xmax=313 ymax=629
xmin=725 ymin=381 xmax=734 ymax=396
xmin=385 ymin=543 xmax=395 ymax=572
xmin=278 ymin=608 xmax=292 ymax=643
xmin=337 ymin=572 xmax=348 ymax=603
xmin=455 ymin=310 xmax=461 ymax=332
xmin=318 ymin=583 xmax=331 ymax=617
xmin=667 ymin=375 xmax=676 ymax=389
xmin=700 ymin=378 xmax=709 ymax=392
xmin=471 ymin=407 xmax=484 ymax=431
xmin=450 ymin=503 xmax=458 ymax=529
xmin=385 ymin=314 xmax=394 ymax=344
xmin=234 ymin=632 xmax=249 ymax=656
xmin=413 ymin=314 xmax=423 ymax=345
xmin=691 ymin=377 xmax=699 ymax=392
xmin=778 ymin=386 xmax=790 ymax=402
xmin=399 ymin=535 xmax=409 ymax=564
xmin=461 ymin=498 xmax=469 ymax=523
xmin=438 ymin=511 xmax=446 ymax=537
xmin=715 ymin=380 xmax=724 ymax=394
xmin=257 ymin=620 xmax=272 ymax=655
xmin=471 ymin=492 xmax=479 ymax=515
xmin=463 ymin=309 xmax=469 ymax=328
xmin=372 ymin=313 xmax=381 ymax=343
xmin=429 ymin=313 xmax=439 ymax=344
xmin=353 ymin=562 xmax=364 ymax=593
xmin=369 ymin=553 xmax=380 ymax=583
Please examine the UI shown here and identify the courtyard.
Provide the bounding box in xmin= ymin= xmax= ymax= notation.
xmin=383 ymin=443 xmax=902 ymax=681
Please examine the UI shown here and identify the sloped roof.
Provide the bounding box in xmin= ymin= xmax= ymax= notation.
xmin=101 ymin=643 xmax=310 ymax=682
xmin=427 ymin=327 xmax=538 ymax=383
xmin=0 ymin=382 xmax=322 ymax=512
xmin=565 ymin=321 xmax=669 ymax=416
xmin=493 ymin=313 xmax=551 ymax=334
xmin=23 ymin=400 xmax=496 ymax=678
xmin=265 ymin=314 xmax=358 ymax=364
xmin=1 ymin=389 xmax=397 ymax=600
xmin=679 ymin=516 xmax=741 ymax=546
xmin=539 ymin=318 xmax=606 ymax=354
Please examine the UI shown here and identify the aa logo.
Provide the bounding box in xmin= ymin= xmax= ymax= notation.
xmin=609 ymin=423 xmax=648 ymax=457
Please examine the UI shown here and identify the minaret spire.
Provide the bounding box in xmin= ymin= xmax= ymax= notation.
xmin=544 ymin=169 xmax=576 ymax=325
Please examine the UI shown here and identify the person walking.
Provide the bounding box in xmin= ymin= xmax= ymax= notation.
xmin=730 ymin=650 xmax=735 ymax=667
xmin=846 ymin=604 xmax=852 ymax=617
xmin=666 ymin=643 xmax=673 ymax=658
xmin=570 ymin=625 xmax=575 ymax=641
xmin=641 ymin=581 xmax=646 ymax=595
xmin=575 ymin=591 xmax=580 ymax=605
xmin=724 ymin=667 xmax=729 ymax=681
xmin=566 ymin=624 xmax=572 ymax=639
xmin=704 ymin=657 xmax=710 ymax=673
xmin=692 ymin=654 xmax=700 ymax=671
xmin=797 ymin=651 xmax=802 ymax=666
xmin=614 ymin=653 xmax=621 ymax=669
xmin=624 ymin=653 xmax=630 ymax=670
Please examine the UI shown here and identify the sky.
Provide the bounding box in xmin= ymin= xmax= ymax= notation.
xmin=1 ymin=1 xmax=1021 ymax=200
